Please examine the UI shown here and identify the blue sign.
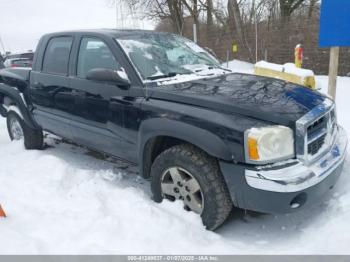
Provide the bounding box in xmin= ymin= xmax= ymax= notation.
xmin=319 ymin=0 xmax=350 ymax=47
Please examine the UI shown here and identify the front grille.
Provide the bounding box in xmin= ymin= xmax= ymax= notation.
xmin=305 ymin=108 xmax=335 ymax=158
xmin=306 ymin=114 xmax=328 ymax=156
xmin=307 ymin=116 xmax=327 ymax=137
xmin=296 ymin=100 xmax=336 ymax=164
xmin=308 ymin=134 xmax=326 ymax=155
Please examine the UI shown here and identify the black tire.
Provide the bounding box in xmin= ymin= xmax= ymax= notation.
xmin=151 ymin=144 xmax=233 ymax=230
xmin=6 ymin=111 xmax=43 ymax=150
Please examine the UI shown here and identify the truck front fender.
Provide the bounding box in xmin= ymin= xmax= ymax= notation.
xmin=138 ymin=118 xmax=234 ymax=178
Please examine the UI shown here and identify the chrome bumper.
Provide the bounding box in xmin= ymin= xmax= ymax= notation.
xmin=245 ymin=125 xmax=347 ymax=193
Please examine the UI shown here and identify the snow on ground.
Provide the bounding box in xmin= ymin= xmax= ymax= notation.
xmin=225 ymin=59 xmax=254 ymax=74
xmin=1 ymin=60 xmax=350 ymax=254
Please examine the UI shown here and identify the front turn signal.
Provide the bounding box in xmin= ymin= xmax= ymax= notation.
xmin=248 ymin=137 xmax=259 ymax=160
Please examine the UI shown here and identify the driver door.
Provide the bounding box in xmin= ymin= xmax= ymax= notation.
xmin=69 ymin=36 xmax=128 ymax=156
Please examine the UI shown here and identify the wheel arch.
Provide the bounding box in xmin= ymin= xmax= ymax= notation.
xmin=138 ymin=118 xmax=233 ymax=178
xmin=0 ymin=83 xmax=39 ymax=130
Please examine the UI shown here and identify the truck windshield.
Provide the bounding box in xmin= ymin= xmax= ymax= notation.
xmin=117 ymin=34 xmax=221 ymax=80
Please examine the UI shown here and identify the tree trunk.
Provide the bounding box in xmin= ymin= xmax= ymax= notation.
xmin=167 ymin=0 xmax=184 ymax=34
xmin=308 ymin=0 xmax=317 ymax=19
xmin=227 ymin=0 xmax=243 ymax=42
xmin=206 ymin=0 xmax=214 ymax=45
xmin=227 ymin=0 xmax=253 ymax=60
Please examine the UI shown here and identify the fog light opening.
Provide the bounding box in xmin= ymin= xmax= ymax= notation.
xmin=291 ymin=202 xmax=301 ymax=209
xmin=290 ymin=193 xmax=307 ymax=209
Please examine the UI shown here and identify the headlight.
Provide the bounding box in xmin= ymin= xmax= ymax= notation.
xmin=245 ymin=126 xmax=294 ymax=163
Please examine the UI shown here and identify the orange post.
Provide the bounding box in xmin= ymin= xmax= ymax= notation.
xmin=0 ymin=204 xmax=6 ymax=218
xmin=295 ymin=44 xmax=304 ymax=68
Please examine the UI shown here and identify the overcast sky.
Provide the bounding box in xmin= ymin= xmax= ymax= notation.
xmin=0 ymin=0 xmax=155 ymax=53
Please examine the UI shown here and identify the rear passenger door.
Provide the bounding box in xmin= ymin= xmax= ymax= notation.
xmin=30 ymin=36 xmax=75 ymax=139
xmin=69 ymin=37 xmax=128 ymax=156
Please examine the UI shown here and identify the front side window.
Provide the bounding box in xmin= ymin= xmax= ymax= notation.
xmin=117 ymin=34 xmax=220 ymax=80
xmin=77 ymin=38 xmax=119 ymax=78
xmin=42 ymin=37 xmax=73 ymax=75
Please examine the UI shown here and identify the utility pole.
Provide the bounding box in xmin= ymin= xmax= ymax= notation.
xmin=328 ymin=47 xmax=340 ymax=99
xmin=115 ymin=0 xmax=118 ymax=29
xmin=0 ymin=37 xmax=6 ymax=54
xmin=255 ymin=8 xmax=258 ymax=63
xmin=193 ymin=23 xmax=197 ymax=43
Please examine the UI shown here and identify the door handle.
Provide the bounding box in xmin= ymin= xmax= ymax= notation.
xmin=33 ymin=82 xmax=44 ymax=89
xmin=110 ymin=96 xmax=133 ymax=106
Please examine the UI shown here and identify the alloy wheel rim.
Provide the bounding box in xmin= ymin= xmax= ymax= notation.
xmin=160 ymin=167 xmax=204 ymax=214
xmin=10 ymin=118 xmax=24 ymax=140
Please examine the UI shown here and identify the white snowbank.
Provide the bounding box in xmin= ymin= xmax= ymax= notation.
xmin=0 ymin=133 xmax=235 ymax=254
xmin=225 ymin=60 xmax=254 ymax=74
xmin=255 ymin=61 xmax=314 ymax=78
xmin=0 ymin=61 xmax=350 ymax=254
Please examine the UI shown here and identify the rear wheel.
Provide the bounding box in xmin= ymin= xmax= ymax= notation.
xmin=151 ymin=144 xmax=233 ymax=230
xmin=6 ymin=111 xmax=43 ymax=149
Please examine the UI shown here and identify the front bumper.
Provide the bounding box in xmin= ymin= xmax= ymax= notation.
xmin=219 ymin=126 xmax=347 ymax=214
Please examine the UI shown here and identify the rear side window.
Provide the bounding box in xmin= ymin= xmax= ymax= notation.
xmin=77 ymin=37 xmax=119 ymax=78
xmin=42 ymin=37 xmax=73 ymax=75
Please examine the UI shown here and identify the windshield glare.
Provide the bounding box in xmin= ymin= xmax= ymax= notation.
xmin=117 ymin=34 xmax=220 ymax=80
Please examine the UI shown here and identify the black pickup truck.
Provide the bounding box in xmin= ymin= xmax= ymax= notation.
xmin=0 ymin=30 xmax=347 ymax=230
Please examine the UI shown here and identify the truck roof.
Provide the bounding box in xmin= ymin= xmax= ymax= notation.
xmin=42 ymin=29 xmax=172 ymax=39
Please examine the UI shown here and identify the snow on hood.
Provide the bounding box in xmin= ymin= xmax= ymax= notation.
xmin=149 ymin=67 xmax=231 ymax=86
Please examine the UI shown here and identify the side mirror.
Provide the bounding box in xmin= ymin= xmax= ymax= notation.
xmin=86 ymin=68 xmax=130 ymax=89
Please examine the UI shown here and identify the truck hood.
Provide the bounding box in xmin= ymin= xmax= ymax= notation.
xmin=147 ymin=73 xmax=327 ymax=127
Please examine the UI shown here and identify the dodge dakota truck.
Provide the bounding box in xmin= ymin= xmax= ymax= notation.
xmin=0 ymin=30 xmax=347 ymax=230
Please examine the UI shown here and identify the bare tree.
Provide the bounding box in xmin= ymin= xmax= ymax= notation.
xmin=168 ymin=0 xmax=185 ymax=34
xmin=279 ymin=0 xmax=306 ymax=19
xmin=122 ymin=0 xmax=185 ymax=34
xmin=179 ymin=0 xmax=202 ymax=40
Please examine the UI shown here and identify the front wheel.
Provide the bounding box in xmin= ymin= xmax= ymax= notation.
xmin=151 ymin=144 xmax=233 ymax=230
xmin=6 ymin=111 xmax=43 ymax=150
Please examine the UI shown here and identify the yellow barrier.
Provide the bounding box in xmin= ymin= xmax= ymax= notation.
xmin=254 ymin=66 xmax=316 ymax=90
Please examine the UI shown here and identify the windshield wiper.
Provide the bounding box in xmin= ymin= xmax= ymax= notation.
xmin=193 ymin=64 xmax=231 ymax=73
xmin=215 ymin=65 xmax=232 ymax=72
xmin=146 ymin=72 xmax=180 ymax=81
